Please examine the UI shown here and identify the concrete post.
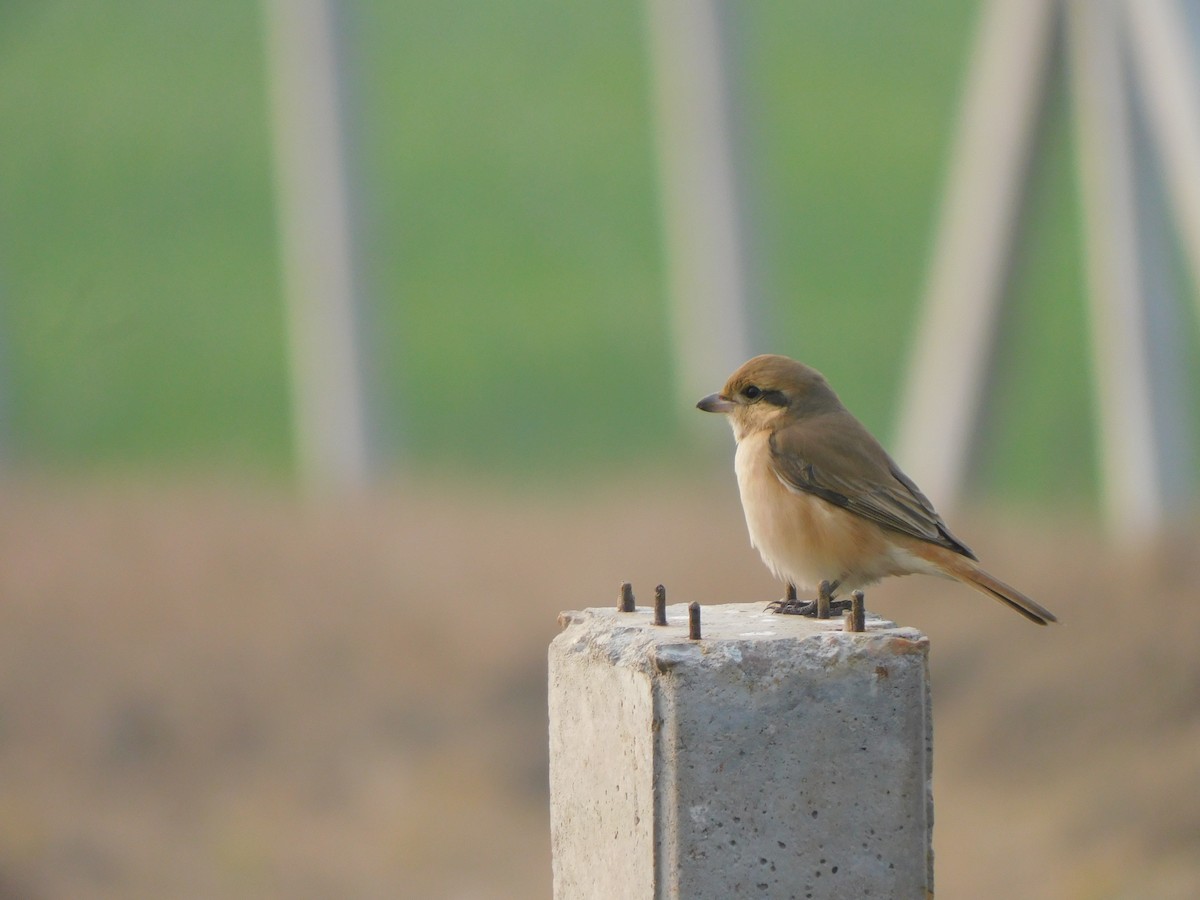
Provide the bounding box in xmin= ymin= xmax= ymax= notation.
xmin=549 ymin=601 xmax=933 ymax=899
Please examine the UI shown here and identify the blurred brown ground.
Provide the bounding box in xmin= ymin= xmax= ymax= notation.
xmin=0 ymin=474 xmax=1196 ymax=899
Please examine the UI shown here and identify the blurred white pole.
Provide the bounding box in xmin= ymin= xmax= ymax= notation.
xmin=895 ymin=0 xmax=1058 ymax=510
xmin=1125 ymin=0 xmax=1200 ymax=319
xmin=902 ymin=0 xmax=1197 ymax=537
xmin=1124 ymin=0 xmax=1200 ymax=517
xmin=262 ymin=0 xmax=375 ymax=489
xmin=1066 ymin=0 xmax=1169 ymax=538
xmin=644 ymin=0 xmax=753 ymax=415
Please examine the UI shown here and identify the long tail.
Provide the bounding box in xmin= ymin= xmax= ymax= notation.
xmin=921 ymin=547 xmax=1058 ymax=626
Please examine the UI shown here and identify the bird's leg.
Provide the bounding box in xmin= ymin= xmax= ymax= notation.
xmin=767 ymin=579 xmax=852 ymax=617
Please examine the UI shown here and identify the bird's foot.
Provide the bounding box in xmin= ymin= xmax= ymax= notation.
xmin=767 ymin=597 xmax=853 ymax=617
xmin=766 ymin=581 xmax=849 ymax=618
xmin=767 ymin=583 xmax=803 ymax=614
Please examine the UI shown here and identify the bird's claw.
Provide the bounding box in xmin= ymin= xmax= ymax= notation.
xmin=767 ymin=597 xmax=815 ymax=615
xmin=766 ymin=597 xmax=853 ymax=617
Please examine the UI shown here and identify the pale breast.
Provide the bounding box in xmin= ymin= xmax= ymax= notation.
xmin=733 ymin=430 xmax=898 ymax=590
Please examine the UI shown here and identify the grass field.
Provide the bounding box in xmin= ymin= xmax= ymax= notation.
xmin=9 ymin=1 xmax=1192 ymax=504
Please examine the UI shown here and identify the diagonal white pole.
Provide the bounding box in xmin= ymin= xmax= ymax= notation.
xmin=263 ymin=0 xmax=375 ymax=489
xmin=644 ymin=0 xmax=754 ymax=420
xmin=1067 ymin=0 xmax=1169 ymax=538
xmin=1124 ymin=0 xmax=1200 ymax=323
xmin=895 ymin=0 xmax=1058 ymax=510
xmin=1123 ymin=0 xmax=1200 ymax=516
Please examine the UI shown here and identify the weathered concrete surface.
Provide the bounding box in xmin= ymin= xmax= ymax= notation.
xmin=549 ymin=602 xmax=932 ymax=899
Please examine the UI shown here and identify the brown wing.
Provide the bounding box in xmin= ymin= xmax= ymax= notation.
xmin=768 ymin=412 xmax=976 ymax=559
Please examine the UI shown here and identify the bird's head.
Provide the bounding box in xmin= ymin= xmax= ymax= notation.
xmin=697 ymin=354 xmax=843 ymax=441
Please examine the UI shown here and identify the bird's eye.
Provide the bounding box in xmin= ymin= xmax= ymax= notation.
xmin=742 ymin=385 xmax=762 ymax=400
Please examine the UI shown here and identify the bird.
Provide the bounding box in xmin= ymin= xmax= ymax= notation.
xmin=697 ymin=354 xmax=1057 ymax=625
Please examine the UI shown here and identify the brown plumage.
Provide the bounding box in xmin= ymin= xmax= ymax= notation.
xmin=697 ymin=354 xmax=1057 ymax=625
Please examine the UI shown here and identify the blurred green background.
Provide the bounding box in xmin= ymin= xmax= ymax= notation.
xmin=2 ymin=4 xmax=1200 ymax=899
xmin=6 ymin=0 xmax=1176 ymax=504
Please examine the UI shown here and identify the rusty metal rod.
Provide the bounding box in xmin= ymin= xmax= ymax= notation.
xmin=654 ymin=584 xmax=668 ymax=625
xmin=618 ymin=582 xmax=635 ymax=613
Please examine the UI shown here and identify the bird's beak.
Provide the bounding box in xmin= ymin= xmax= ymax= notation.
xmin=696 ymin=393 xmax=735 ymax=413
